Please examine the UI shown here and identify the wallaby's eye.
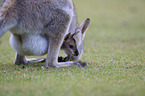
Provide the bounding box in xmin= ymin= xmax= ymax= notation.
xmin=69 ymin=45 xmax=74 ymax=49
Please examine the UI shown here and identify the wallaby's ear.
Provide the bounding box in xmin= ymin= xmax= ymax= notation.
xmin=80 ymin=18 xmax=90 ymax=39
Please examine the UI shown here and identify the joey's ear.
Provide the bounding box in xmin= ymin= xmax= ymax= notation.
xmin=64 ymin=33 xmax=71 ymax=41
xmin=71 ymin=31 xmax=79 ymax=38
xmin=80 ymin=18 xmax=90 ymax=39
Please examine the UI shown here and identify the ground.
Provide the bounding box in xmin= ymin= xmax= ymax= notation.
xmin=0 ymin=0 xmax=145 ymax=96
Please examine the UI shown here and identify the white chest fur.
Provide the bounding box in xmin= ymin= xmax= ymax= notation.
xmin=9 ymin=34 xmax=48 ymax=56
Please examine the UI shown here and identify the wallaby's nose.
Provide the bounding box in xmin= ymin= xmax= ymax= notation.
xmin=74 ymin=50 xmax=79 ymax=56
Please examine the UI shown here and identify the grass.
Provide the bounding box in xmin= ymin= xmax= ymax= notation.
xmin=0 ymin=0 xmax=145 ymax=96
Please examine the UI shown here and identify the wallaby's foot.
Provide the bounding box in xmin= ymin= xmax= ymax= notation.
xmin=27 ymin=58 xmax=45 ymax=63
xmin=14 ymin=58 xmax=28 ymax=65
xmin=15 ymin=53 xmax=46 ymax=65
xmin=14 ymin=53 xmax=28 ymax=65
xmin=15 ymin=58 xmax=46 ymax=65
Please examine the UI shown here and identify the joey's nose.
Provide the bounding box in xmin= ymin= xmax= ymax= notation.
xmin=74 ymin=50 xmax=79 ymax=56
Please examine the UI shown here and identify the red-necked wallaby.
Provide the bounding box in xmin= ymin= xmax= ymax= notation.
xmin=0 ymin=0 xmax=90 ymax=68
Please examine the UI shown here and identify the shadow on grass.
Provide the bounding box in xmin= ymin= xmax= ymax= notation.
xmin=16 ymin=63 xmax=45 ymax=69
xmin=0 ymin=62 xmax=45 ymax=72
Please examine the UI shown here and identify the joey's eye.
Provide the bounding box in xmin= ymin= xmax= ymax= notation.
xmin=69 ymin=45 xmax=74 ymax=48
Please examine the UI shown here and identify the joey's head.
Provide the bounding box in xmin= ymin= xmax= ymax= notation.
xmin=62 ymin=18 xmax=90 ymax=61
xmin=62 ymin=33 xmax=79 ymax=57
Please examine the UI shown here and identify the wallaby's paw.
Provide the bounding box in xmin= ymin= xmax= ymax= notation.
xmin=75 ymin=61 xmax=88 ymax=67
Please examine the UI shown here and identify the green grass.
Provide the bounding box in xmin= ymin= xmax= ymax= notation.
xmin=0 ymin=0 xmax=145 ymax=96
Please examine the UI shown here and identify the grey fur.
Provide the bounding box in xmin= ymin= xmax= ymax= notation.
xmin=0 ymin=0 xmax=90 ymax=68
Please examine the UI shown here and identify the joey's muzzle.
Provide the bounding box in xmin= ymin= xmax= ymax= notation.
xmin=74 ymin=50 xmax=79 ymax=56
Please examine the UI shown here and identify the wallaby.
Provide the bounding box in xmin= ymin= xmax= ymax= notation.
xmin=0 ymin=0 xmax=90 ymax=68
